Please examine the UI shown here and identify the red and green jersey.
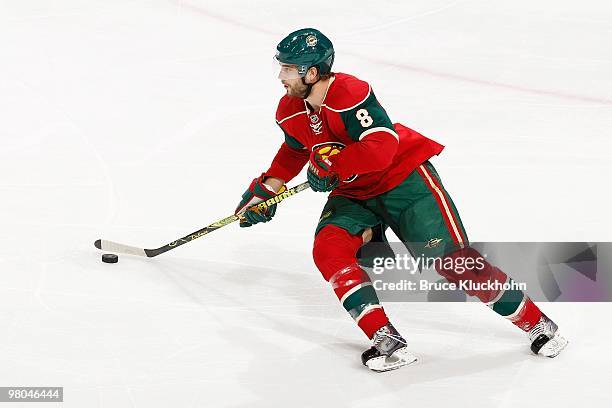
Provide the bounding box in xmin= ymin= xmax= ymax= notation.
xmin=265 ymin=72 xmax=444 ymax=200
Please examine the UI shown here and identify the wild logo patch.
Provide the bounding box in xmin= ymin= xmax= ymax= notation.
xmin=425 ymin=238 xmax=443 ymax=248
xmin=319 ymin=210 xmax=333 ymax=222
xmin=306 ymin=34 xmax=318 ymax=47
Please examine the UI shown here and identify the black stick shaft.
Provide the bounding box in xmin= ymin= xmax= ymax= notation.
xmin=145 ymin=181 xmax=310 ymax=256
xmin=95 ymin=181 xmax=311 ymax=257
xmin=144 ymin=213 xmax=239 ymax=257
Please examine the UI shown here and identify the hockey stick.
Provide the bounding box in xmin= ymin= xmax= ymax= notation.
xmin=94 ymin=181 xmax=311 ymax=257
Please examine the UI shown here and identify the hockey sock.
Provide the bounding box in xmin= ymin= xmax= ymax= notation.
xmin=313 ymin=225 xmax=389 ymax=338
xmin=435 ymin=247 xmax=542 ymax=331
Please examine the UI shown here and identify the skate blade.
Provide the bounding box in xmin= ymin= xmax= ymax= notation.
xmin=366 ymin=347 xmax=418 ymax=372
xmin=540 ymin=333 xmax=569 ymax=358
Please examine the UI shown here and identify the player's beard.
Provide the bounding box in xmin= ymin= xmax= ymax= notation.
xmin=285 ymin=80 xmax=309 ymax=99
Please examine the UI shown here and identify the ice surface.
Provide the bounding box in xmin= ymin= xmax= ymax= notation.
xmin=1 ymin=0 xmax=611 ymax=406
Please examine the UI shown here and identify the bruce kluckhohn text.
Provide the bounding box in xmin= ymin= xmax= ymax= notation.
xmin=373 ymin=279 xmax=527 ymax=292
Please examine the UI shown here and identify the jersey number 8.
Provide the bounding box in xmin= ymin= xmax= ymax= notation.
xmin=355 ymin=108 xmax=373 ymax=128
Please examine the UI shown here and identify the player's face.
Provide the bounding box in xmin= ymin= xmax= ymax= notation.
xmin=277 ymin=64 xmax=314 ymax=98
xmin=277 ymin=64 xmax=308 ymax=98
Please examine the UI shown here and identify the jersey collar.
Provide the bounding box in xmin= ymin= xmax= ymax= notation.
xmin=304 ymin=75 xmax=335 ymax=115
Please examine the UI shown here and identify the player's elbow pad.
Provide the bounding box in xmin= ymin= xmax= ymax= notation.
xmin=371 ymin=139 xmax=398 ymax=168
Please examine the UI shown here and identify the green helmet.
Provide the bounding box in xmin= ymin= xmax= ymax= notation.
xmin=275 ymin=28 xmax=335 ymax=77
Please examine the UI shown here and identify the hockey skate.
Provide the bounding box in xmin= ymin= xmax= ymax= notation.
xmin=361 ymin=323 xmax=418 ymax=372
xmin=528 ymin=314 xmax=568 ymax=358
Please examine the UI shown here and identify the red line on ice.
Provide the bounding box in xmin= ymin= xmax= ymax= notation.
xmin=173 ymin=1 xmax=612 ymax=106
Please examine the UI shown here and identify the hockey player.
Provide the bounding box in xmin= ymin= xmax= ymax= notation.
xmin=234 ymin=28 xmax=568 ymax=372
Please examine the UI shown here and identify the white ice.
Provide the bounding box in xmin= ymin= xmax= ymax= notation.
xmin=1 ymin=0 xmax=611 ymax=406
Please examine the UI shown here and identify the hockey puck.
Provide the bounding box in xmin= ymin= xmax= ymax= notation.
xmin=102 ymin=253 xmax=118 ymax=263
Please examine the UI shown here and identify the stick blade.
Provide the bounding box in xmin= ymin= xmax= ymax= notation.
xmin=95 ymin=239 xmax=148 ymax=257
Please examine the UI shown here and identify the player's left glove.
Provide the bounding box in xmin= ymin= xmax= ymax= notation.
xmin=235 ymin=175 xmax=286 ymax=227
xmin=307 ymin=145 xmax=341 ymax=192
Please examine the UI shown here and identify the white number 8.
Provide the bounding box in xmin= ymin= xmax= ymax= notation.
xmin=356 ymin=108 xmax=373 ymax=127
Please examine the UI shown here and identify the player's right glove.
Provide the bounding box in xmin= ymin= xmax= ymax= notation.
xmin=235 ymin=175 xmax=285 ymax=228
xmin=307 ymin=145 xmax=341 ymax=192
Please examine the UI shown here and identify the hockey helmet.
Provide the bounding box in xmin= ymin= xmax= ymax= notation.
xmin=275 ymin=28 xmax=335 ymax=80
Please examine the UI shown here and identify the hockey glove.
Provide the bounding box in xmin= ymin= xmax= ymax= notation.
xmin=235 ymin=175 xmax=286 ymax=228
xmin=307 ymin=145 xmax=341 ymax=192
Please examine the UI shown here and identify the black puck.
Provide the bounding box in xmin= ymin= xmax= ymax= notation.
xmin=102 ymin=253 xmax=118 ymax=263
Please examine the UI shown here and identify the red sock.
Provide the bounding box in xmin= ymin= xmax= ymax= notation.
xmin=509 ymin=298 xmax=542 ymax=331
xmin=313 ymin=225 xmax=389 ymax=339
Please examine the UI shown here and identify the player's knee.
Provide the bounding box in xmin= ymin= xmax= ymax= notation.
xmin=435 ymin=246 xmax=508 ymax=301
xmin=313 ymin=225 xmax=362 ymax=281
xmin=361 ymin=227 xmax=373 ymax=244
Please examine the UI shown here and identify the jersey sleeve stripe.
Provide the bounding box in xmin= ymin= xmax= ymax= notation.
xmin=358 ymin=126 xmax=399 ymax=141
xmin=277 ymin=110 xmax=307 ymax=124
xmin=322 ymin=85 xmax=372 ymax=112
